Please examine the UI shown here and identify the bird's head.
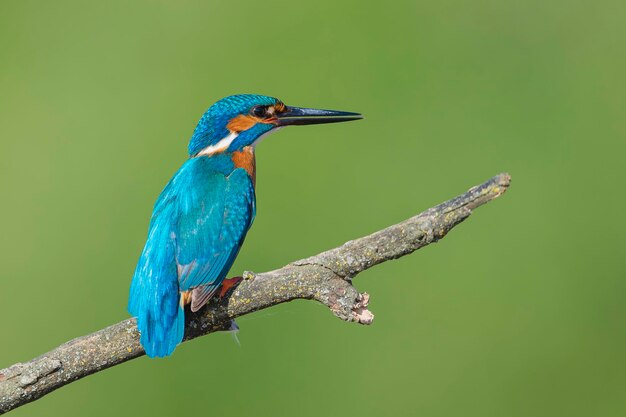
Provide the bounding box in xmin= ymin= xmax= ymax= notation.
xmin=188 ymin=94 xmax=362 ymax=157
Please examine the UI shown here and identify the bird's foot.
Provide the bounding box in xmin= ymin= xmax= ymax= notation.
xmin=219 ymin=276 xmax=243 ymax=298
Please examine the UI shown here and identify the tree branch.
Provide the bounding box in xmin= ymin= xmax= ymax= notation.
xmin=0 ymin=173 xmax=511 ymax=414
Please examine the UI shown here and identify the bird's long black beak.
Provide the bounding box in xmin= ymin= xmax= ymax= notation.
xmin=276 ymin=106 xmax=363 ymax=126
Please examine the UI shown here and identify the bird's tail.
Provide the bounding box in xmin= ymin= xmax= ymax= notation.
xmin=128 ymin=277 xmax=184 ymax=358
xmin=128 ymin=280 xmax=185 ymax=358
xmin=142 ymin=303 xmax=184 ymax=358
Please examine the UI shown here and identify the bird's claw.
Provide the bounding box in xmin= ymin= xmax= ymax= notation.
xmin=219 ymin=276 xmax=243 ymax=298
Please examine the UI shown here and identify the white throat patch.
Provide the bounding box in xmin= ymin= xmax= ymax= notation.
xmin=196 ymin=132 xmax=239 ymax=157
xmin=252 ymin=127 xmax=282 ymax=149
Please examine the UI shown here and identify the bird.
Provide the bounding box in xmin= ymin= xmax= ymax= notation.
xmin=128 ymin=94 xmax=362 ymax=357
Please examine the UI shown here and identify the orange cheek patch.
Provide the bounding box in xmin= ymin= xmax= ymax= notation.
xmin=227 ymin=115 xmax=259 ymax=132
xmin=227 ymin=113 xmax=279 ymax=132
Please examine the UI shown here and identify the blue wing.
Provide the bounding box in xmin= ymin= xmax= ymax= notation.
xmin=177 ymin=166 xmax=256 ymax=310
xmin=128 ymin=157 xmax=255 ymax=357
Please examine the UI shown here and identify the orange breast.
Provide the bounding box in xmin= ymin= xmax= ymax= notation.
xmin=231 ymin=146 xmax=256 ymax=185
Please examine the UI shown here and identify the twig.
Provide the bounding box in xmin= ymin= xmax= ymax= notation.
xmin=0 ymin=173 xmax=511 ymax=414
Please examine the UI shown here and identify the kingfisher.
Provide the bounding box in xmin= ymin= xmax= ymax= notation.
xmin=128 ymin=94 xmax=362 ymax=357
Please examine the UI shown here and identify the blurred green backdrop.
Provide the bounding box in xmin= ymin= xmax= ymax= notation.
xmin=1 ymin=0 xmax=625 ymax=416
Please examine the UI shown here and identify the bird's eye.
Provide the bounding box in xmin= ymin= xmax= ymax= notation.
xmin=251 ymin=106 xmax=266 ymax=118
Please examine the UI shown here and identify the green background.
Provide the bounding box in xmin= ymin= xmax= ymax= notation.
xmin=1 ymin=0 xmax=625 ymax=416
